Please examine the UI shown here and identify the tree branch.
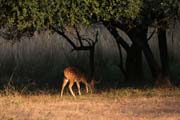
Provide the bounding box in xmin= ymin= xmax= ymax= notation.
xmin=93 ymin=31 xmax=99 ymax=45
xmin=52 ymin=25 xmax=99 ymax=53
xmin=147 ymin=28 xmax=156 ymax=41
xmin=74 ymin=25 xmax=83 ymax=46
xmin=103 ymin=22 xmax=130 ymax=51
xmin=51 ymin=25 xmax=77 ymax=49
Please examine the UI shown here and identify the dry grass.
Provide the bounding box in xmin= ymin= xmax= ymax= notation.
xmin=0 ymin=88 xmax=180 ymax=120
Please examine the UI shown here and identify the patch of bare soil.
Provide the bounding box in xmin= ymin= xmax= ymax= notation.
xmin=0 ymin=95 xmax=179 ymax=120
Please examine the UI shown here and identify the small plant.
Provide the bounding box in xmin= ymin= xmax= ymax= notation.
xmin=1 ymin=84 xmax=19 ymax=96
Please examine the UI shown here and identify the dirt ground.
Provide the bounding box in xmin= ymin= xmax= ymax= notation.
xmin=0 ymin=94 xmax=179 ymax=120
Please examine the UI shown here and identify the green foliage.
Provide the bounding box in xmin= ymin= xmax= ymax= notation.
xmin=85 ymin=0 xmax=142 ymax=21
xmin=0 ymin=0 xmax=142 ymax=34
xmin=0 ymin=0 xmax=179 ymax=34
xmin=142 ymin=0 xmax=180 ymax=26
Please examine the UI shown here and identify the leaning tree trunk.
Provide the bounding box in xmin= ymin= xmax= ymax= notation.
xmin=129 ymin=26 xmax=167 ymax=86
xmin=156 ymin=27 xmax=172 ymax=87
xmin=89 ymin=47 xmax=95 ymax=79
xmin=104 ymin=21 xmax=171 ymax=87
xmin=126 ymin=43 xmax=143 ymax=86
xmin=104 ymin=23 xmax=144 ymax=87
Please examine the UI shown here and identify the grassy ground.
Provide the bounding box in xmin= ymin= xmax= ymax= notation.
xmin=0 ymin=88 xmax=180 ymax=120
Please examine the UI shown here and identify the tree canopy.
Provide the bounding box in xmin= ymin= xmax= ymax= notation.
xmin=0 ymin=0 xmax=179 ymax=39
xmin=0 ymin=0 xmax=142 ymax=33
xmin=142 ymin=0 xmax=180 ymax=27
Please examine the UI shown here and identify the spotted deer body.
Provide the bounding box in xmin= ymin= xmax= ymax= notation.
xmin=61 ymin=67 xmax=89 ymax=97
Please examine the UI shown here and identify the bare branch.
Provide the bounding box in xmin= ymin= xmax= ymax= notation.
xmin=103 ymin=21 xmax=130 ymax=51
xmin=74 ymin=25 xmax=83 ymax=46
xmin=79 ymin=31 xmax=99 ymax=46
xmin=51 ymin=25 xmax=77 ymax=49
xmin=81 ymin=38 xmax=92 ymax=45
xmin=118 ymin=45 xmax=127 ymax=80
xmin=93 ymin=31 xmax=99 ymax=45
xmin=147 ymin=28 xmax=156 ymax=41
xmin=52 ymin=25 xmax=99 ymax=54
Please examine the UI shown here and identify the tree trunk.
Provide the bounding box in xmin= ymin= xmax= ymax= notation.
xmin=156 ymin=28 xmax=172 ymax=87
xmin=128 ymin=26 xmax=166 ymax=86
xmin=142 ymin=42 xmax=161 ymax=78
xmin=89 ymin=47 xmax=95 ymax=79
xmin=104 ymin=23 xmax=143 ymax=87
xmin=126 ymin=43 xmax=143 ymax=86
xmin=104 ymin=22 xmax=172 ymax=87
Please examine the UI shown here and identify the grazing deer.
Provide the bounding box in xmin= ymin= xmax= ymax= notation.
xmin=61 ymin=66 xmax=91 ymax=97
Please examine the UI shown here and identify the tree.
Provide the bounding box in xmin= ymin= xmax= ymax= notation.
xmin=0 ymin=0 xmax=100 ymax=82
xmin=142 ymin=0 xmax=180 ymax=87
xmin=83 ymin=0 xmax=144 ymax=86
xmin=1 ymin=0 xmax=179 ymax=87
xmin=0 ymin=0 xmax=141 ymax=86
xmin=83 ymin=0 xmax=180 ymax=87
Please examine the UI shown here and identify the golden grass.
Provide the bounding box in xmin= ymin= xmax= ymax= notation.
xmin=0 ymin=88 xmax=180 ymax=120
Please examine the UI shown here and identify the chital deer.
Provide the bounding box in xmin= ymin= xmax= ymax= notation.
xmin=61 ymin=66 xmax=91 ymax=97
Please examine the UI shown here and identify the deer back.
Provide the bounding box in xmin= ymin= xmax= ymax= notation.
xmin=64 ymin=67 xmax=87 ymax=82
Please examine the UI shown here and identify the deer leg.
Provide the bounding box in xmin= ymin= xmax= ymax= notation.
xmin=76 ymin=82 xmax=81 ymax=96
xmin=68 ymin=81 xmax=76 ymax=97
xmin=61 ymin=78 xmax=69 ymax=97
xmin=81 ymin=81 xmax=89 ymax=93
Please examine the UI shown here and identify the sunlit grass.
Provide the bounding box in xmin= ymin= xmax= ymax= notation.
xmin=101 ymin=88 xmax=180 ymax=98
xmin=1 ymin=86 xmax=180 ymax=98
xmin=0 ymin=87 xmax=179 ymax=120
